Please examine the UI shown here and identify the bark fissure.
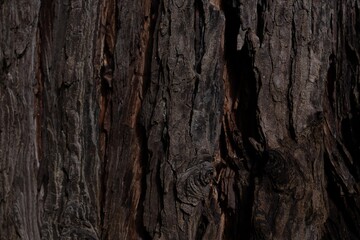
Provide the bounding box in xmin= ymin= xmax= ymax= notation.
xmin=287 ymin=7 xmax=297 ymax=141
xmin=256 ymin=0 xmax=266 ymax=45
xmin=218 ymin=1 xmax=260 ymax=238
xmin=97 ymin=0 xmax=116 ymax=233
xmin=194 ymin=0 xmax=205 ymax=74
xmin=135 ymin=0 xmax=161 ymax=238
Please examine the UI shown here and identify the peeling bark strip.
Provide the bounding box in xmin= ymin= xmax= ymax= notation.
xmin=1 ymin=0 xmax=360 ymax=239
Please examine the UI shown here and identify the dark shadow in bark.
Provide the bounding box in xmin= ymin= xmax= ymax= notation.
xmin=136 ymin=124 xmax=152 ymax=240
xmin=195 ymin=215 xmax=209 ymax=240
xmin=135 ymin=0 xmax=161 ymax=238
xmin=256 ymin=0 xmax=267 ymax=45
xmin=324 ymin=151 xmax=360 ymax=239
xmin=220 ymin=1 xmax=264 ymax=239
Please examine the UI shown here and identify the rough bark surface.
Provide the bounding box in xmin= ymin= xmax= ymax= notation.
xmin=1 ymin=0 xmax=360 ymax=239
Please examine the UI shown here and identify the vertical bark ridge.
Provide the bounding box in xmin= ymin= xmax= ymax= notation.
xmin=0 ymin=0 xmax=41 ymax=239
xmin=37 ymin=0 xmax=101 ymax=238
xmin=101 ymin=0 xmax=155 ymax=238
xmin=141 ymin=0 xmax=225 ymax=239
xmin=95 ymin=0 xmax=116 ymax=233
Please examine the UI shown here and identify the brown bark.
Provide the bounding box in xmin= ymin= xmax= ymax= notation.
xmin=1 ymin=0 xmax=360 ymax=239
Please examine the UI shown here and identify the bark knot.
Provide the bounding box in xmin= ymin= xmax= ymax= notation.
xmin=177 ymin=161 xmax=214 ymax=215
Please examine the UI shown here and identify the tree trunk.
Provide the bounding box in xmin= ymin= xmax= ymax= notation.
xmin=1 ymin=0 xmax=360 ymax=239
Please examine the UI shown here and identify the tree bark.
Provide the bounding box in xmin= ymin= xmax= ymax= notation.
xmin=1 ymin=0 xmax=360 ymax=239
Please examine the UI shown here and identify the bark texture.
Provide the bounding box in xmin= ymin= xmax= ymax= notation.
xmin=1 ymin=0 xmax=360 ymax=239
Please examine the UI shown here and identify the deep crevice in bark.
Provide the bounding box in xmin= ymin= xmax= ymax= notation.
xmin=324 ymin=150 xmax=360 ymax=239
xmin=135 ymin=0 xmax=160 ymax=239
xmin=287 ymin=12 xmax=297 ymax=141
xmin=235 ymin=37 xmax=261 ymax=151
xmin=136 ymin=124 xmax=152 ymax=240
xmin=195 ymin=214 xmax=209 ymax=240
xmin=98 ymin=0 xmax=116 ymax=234
xmin=194 ymin=0 xmax=205 ymax=74
xmin=256 ymin=1 xmax=266 ymax=45
xmin=219 ymin=1 xmax=261 ymax=238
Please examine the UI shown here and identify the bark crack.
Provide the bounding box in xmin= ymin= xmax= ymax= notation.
xmin=287 ymin=6 xmax=297 ymax=141
xmin=194 ymin=0 xmax=205 ymax=74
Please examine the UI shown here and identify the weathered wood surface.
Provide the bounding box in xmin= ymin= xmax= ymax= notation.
xmin=1 ymin=0 xmax=360 ymax=239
